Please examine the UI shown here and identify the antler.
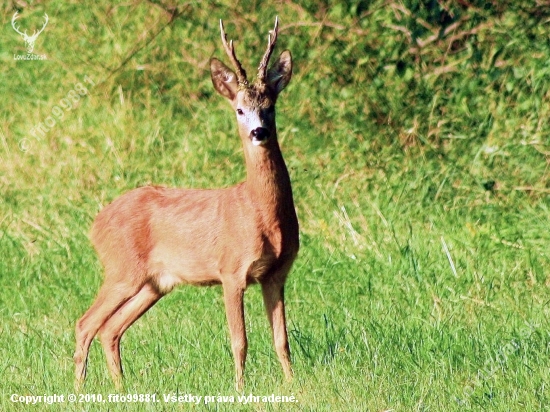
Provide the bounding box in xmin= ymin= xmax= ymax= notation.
xmin=257 ymin=16 xmax=279 ymax=82
xmin=34 ymin=14 xmax=49 ymax=37
xmin=11 ymin=12 xmax=48 ymax=38
xmin=219 ymin=19 xmax=248 ymax=87
xmin=11 ymin=12 xmax=27 ymax=36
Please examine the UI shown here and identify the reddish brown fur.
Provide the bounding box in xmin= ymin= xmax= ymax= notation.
xmin=74 ymin=17 xmax=298 ymax=391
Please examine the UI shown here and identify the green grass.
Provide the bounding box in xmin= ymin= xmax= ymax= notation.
xmin=1 ymin=0 xmax=550 ymax=410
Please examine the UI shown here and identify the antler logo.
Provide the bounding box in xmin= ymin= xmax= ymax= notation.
xmin=11 ymin=12 xmax=48 ymax=54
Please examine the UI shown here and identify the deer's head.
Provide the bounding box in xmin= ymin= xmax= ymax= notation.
xmin=211 ymin=17 xmax=292 ymax=148
xmin=12 ymin=12 xmax=49 ymax=54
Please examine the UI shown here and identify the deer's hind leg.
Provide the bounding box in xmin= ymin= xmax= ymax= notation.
xmin=98 ymin=283 xmax=162 ymax=389
xmin=74 ymin=279 xmax=141 ymax=389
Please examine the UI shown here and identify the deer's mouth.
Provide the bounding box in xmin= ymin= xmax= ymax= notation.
xmin=251 ymin=136 xmax=269 ymax=146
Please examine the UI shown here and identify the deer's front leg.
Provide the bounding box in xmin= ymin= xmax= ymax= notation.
xmin=261 ymin=279 xmax=292 ymax=381
xmin=222 ymin=281 xmax=247 ymax=391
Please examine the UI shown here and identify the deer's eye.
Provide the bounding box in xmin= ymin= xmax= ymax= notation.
xmin=236 ymin=109 xmax=244 ymax=116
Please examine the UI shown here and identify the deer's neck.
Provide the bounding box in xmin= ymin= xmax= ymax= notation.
xmin=242 ymin=141 xmax=296 ymax=223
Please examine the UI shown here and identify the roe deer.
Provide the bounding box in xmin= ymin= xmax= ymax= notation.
xmin=74 ymin=17 xmax=299 ymax=391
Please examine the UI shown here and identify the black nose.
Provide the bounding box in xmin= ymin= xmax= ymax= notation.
xmin=250 ymin=127 xmax=269 ymax=142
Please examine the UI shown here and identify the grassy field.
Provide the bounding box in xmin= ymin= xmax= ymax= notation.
xmin=1 ymin=0 xmax=550 ymax=410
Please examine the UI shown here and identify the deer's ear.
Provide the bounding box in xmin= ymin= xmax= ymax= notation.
xmin=266 ymin=50 xmax=292 ymax=96
xmin=211 ymin=58 xmax=238 ymax=101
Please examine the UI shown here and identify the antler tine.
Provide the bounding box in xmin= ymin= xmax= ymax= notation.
xmin=257 ymin=16 xmax=279 ymax=82
xmin=219 ymin=19 xmax=248 ymax=86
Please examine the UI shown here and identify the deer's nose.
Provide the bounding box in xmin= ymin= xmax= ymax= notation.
xmin=250 ymin=127 xmax=269 ymax=144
